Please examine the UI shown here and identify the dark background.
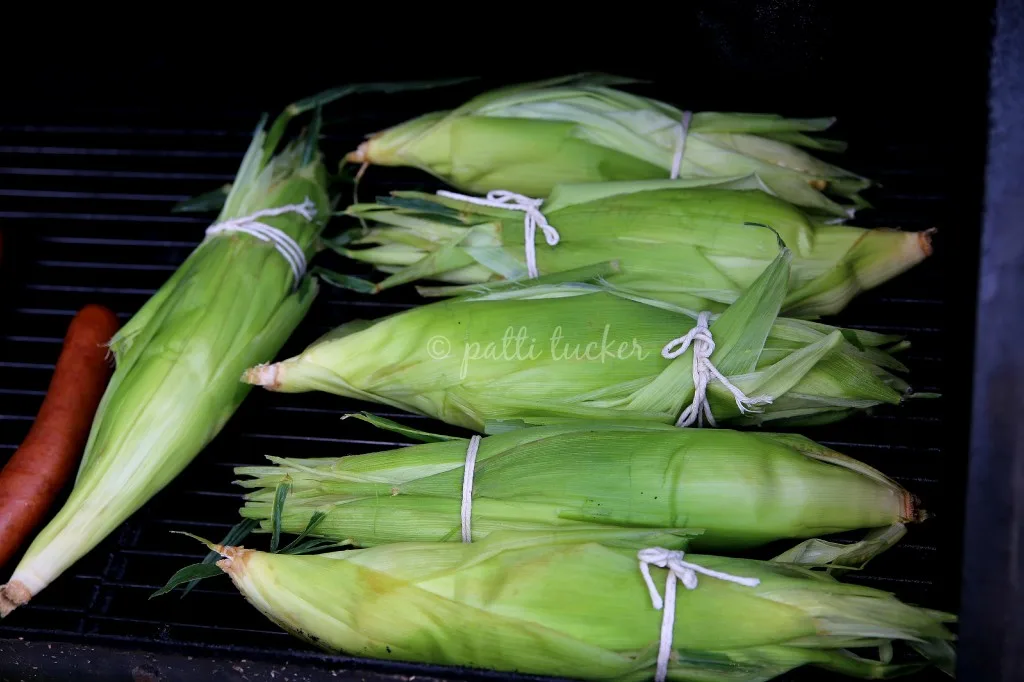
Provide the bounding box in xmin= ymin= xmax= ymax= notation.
xmin=0 ymin=3 xmax=998 ymax=681
xmin=5 ymin=4 xmax=991 ymax=116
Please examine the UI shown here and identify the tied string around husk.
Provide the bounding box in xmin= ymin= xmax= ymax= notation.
xmin=436 ymin=190 xmax=560 ymax=278
xmin=638 ymin=547 xmax=760 ymax=681
xmin=661 ymin=311 xmax=773 ymax=427
xmin=460 ymin=435 xmax=482 ymax=543
xmin=669 ymin=111 xmax=694 ymax=180
xmin=205 ymin=198 xmax=317 ymax=284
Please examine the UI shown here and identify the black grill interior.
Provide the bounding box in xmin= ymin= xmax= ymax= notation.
xmin=0 ymin=9 xmax=991 ymax=680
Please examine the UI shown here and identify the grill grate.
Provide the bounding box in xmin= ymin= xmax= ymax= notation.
xmin=0 ymin=80 xmax=980 ymax=681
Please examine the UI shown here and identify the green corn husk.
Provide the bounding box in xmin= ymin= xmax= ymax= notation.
xmin=242 ymin=247 xmax=913 ymax=432
xmin=236 ymin=419 xmax=919 ymax=562
xmin=336 ymin=179 xmax=932 ymax=317
xmin=0 ymin=113 xmax=331 ymax=617
xmin=209 ymin=529 xmax=955 ymax=681
xmin=345 ymin=74 xmax=872 ymax=218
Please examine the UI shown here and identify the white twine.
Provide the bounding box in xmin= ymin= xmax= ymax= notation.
xmin=662 ymin=311 xmax=773 ymax=427
xmin=638 ymin=547 xmax=760 ymax=682
xmin=460 ymin=435 xmax=482 ymax=543
xmin=437 ymin=190 xmax=559 ymax=278
xmin=205 ymin=197 xmax=317 ymax=284
xmin=669 ymin=111 xmax=694 ymax=180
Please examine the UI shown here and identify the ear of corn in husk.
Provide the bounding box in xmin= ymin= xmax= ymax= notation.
xmin=209 ymin=529 xmax=955 ymax=681
xmin=335 ymin=178 xmax=932 ymax=317
xmin=0 ymin=109 xmax=332 ymax=617
xmin=242 ymin=247 xmax=913 ymax=432
xmin=345 ymin=74 xmax=872 ymax=218
xmin=235 ymin=418 xmax=918 ymax=563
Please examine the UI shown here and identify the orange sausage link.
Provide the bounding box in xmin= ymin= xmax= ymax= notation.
xmin=0 ymin=304 xmax=120 ymax=568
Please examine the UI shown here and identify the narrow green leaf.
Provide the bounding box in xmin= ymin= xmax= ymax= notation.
xmin=321 ymin=229 xmax=361 ymax=252
xmin=708 ymin=248 xmax=791 ymax=376
xmin=840 ymin=329 xmax=867 ymax=351
xmin=280 ymin=538 xmax=346 ymax=555
xmin=302 ymin=104 xmax=323 ymax=167
xmin=377 ymin=194 xmax=465 ymax=219
xmin=150 ymin=563 xmax=224 ymax=599
xmin=311 ymin=266 xmax=378 ymax=294
xmin=181 ymin=518 xmax=258 ymax=598
xmin=415 ymin=282 xmax=493 ymax=297
xmin=743 ymin=221 xmax=787 ymax=249
xmin=280 ymin=510 xmax=329 ymax=553
xmin=531 ymin=72 xmax=641 ymax=89
xmin=341 ymin=412 xmax=461 ymax=442
xmin=291 ymin=77 xmax=478 ymax=115
xmin=168 ymin=530 xmax=217 ymax=549
xmin=271 ymin=478 xmax=292 ymax=553
xmin=171 ymin=185 xmax=231 ymax=214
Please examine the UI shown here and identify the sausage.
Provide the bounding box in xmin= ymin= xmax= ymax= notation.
xmin=0 ymin=304 xmax=119 ymax=568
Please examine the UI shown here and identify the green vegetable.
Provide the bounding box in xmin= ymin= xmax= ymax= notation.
xmin=236 ymin=419 xmax=918 ymax=562
xmin=243 ymin=247 xmax=913 ymax=432
xmin=209 ymin=529 xmax=955 ymax=681
xmin=345 ymin=74 xmax=871 ymax=217
xmin=0 ymin=110 xmax=330 ymax=617
xmin=337 ymin=179 xmax=932 ymax=317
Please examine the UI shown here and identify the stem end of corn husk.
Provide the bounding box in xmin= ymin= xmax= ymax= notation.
xmin=919 ymin=228 xmax=936 ymax=258
xmin=909 ymin=493 xmax=930 ymax=523
xmin=215 ymin=546 xmax=253 ymax=576
xmin=242 ymin=363 xmax=281 ymax=390
xmin=345 ymin=143 xmax=369 ymax=165
xmin=0 ymin=580 xmax=32 ymax=618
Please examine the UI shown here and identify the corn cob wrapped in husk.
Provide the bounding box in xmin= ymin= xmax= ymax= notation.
xmin=236 ymin=418 xmax=918 ymax=564
xmin=336 ymin=179 xmax=932 ymax=317
xmin=243 ymin=247 xmax=914 ymax=432
xmin=208 ymin=529 xmax=955 ymax=681
xmin=0 ymin=111 xmax=332 ymax=617
xmin=345 ymin=74 xmax=871 ymax=218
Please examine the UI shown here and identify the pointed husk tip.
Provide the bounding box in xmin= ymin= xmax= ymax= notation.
xmin=242 ymin=363 xmax=282 ymax=390
xmin=0 ymin=580 xmax=32 ymax=618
